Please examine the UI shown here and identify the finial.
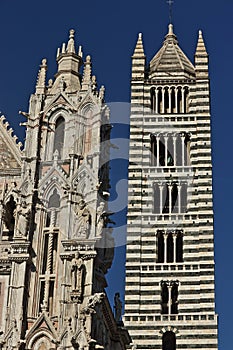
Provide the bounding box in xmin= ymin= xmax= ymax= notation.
xmin=166 ymin=0 xmax=174 ymax=24
xmin=165 ymin=22 xmax=177 ymax=42
xmin=168 ymin=23 xmax=173 ymax=35
xmin=138 ymin=33 xmax=142 ymax=39
xmin=69 ymin=29 xmax=75 ymax=39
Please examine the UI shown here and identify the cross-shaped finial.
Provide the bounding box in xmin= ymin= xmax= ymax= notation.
xmin=167 ymin=0 xmax=174 ymax=23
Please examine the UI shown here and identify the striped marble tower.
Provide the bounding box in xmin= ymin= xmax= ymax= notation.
xmin=124 ymin=24 xmax=218 ymax=350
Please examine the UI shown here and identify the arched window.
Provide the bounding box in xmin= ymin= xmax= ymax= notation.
xmin=167 ymin=232 xmax=174 ymax=263
xmin=158 ymin=88 xmax=162 ymax=114
xmin=162 ymin=331 xmax=176 ymax=350
xmin=164 ymin=88 xmax=169 ymax=113
xmin=46 ymin=188 xmax=60 ymax=227
xmin=184 ymin=133 xmax=191 ymax=166
xmin=171 ymin=87 xmax=176 ymax=113
xmin=162 ymin=184 xmax=169 ymax=214
xmin=2 ymin=196 xmax=16 ymax=240
xmin=167 ymin=136 xmax=174 ymax=166
xmin=177 ymin=88 xmax=182 ymax=113
xmin=53 ymin=116 xmax=65 ymax=159
xmin=157 ymin=231 xmax=164 ymax=263
xmin=150 ymin=87 xmax=156 ymax=112
xmin=161 ymin=282 xmax=169 ymax=314
xmin=171 ymin=282 xmax=179 ymax=314
xmin=181 ymin=183 xmax=188 ymax=213
xmin=184 ymin=86 xmax=189 ymax=113
xmin=159 ymin=136 xmax=165 ymax=166
xmin=151 ymin=135 xmax=157 ymax=166
xmin=171 ymin=183 xmax=178 ymax=213
xmin=153 ymin=183 xmax=160 ymax=214
xmin=176 ymin=134 xmax=182 ymax=166
xmin=176 ymin=231 xmax=183 ymax=263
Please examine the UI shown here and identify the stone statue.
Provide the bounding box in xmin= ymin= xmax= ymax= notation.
xmin=71 ymin=252 xmax=84 ymax=292
xmin=114 ymin=292 xmax=122 ymax=322
xmin=75 ymin=199 xmax=91 ymax=238
xmin=96 ymin=202 xmax=105 ymax=237
xmin=15 ymin=201 xmax=30 ymax=237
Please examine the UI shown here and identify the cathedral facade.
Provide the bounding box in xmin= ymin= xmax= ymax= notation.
xmin=0 ymin=30 xmax=130 ymax=349
xmin=124 ymin=25 xmax=218 ymax=349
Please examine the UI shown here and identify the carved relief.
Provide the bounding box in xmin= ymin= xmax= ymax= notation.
xmin=74 ymin=199 xmax=91 ymax=238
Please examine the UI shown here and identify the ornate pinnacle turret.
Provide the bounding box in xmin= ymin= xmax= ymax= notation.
xmin=81 ymin=55 xmax=92 ymax=91
xmin=35 ymin=59 xmax=47 ymax=95
xmin=66 ymin=29 xmax=76 ymax=54
xmin=52 ymin=29 xmax=83 ymax=93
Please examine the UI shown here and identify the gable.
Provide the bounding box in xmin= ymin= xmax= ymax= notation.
xmin=0 ymin=115 xmax=22 ymax=173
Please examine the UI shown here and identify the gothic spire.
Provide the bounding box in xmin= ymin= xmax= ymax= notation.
xmin=35 ymin=59 xmax=47 ymax=95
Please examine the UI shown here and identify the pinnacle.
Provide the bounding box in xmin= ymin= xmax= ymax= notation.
xmin=132 ymin=32 xmax=145 ymax=57
xmin=195 ymin=29 xmax=208 ymax=55
xmin=67 ymin=29 xmax=76 ymax=54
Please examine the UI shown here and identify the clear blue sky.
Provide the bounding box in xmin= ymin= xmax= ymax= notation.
xmin=0 ymin=0 xmax=232 ymax=349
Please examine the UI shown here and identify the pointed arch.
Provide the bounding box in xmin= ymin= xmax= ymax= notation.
xmin=53 ymin=116 xmax=65 ymax=159
xmin=27 ymin=330 xmax=56 ymax=350
xmin=45 ymin=187 xmax=61 ymax=228
xmin=2 ymin=195 xmax=16 ymax=240
xmin=45 ymin=109 xmax=68 ymax=161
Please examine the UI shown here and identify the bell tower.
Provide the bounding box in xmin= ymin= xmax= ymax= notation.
xmin=0 ymin=30 xmax=130 ymax=350
xmin=124 ymin=24 xmax=218 ymax=349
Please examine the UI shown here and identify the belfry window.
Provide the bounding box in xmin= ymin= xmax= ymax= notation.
xmin=150 ymin=133 xmax=190 ymax=167
xmin=157 ymin=230 xmax=183 ymax=263
xmin=153 ymin=182 xmax=187 ymax=215
xmin=161 ymin=281 xmax=179 ymax=315
xmin=162 ymin=331 xmax=176 ymax=350
xmin=53 ymin=116 xmax=65 ymax=159
xmin=150 ymin=86 xmax=189 ymax=114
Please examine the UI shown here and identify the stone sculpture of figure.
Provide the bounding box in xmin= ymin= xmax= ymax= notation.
xmin=15 ymin=201 xmax=30 ymax=237
xmin=96 ymin=202 xmax=105 ymax=237
xmin=71 ymin=251 xmax=84 ymax=292
xmin=114 ymin=292 xmax=122 ymax=323
xmin=75 ymin=199 xmax=91 ymax=238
